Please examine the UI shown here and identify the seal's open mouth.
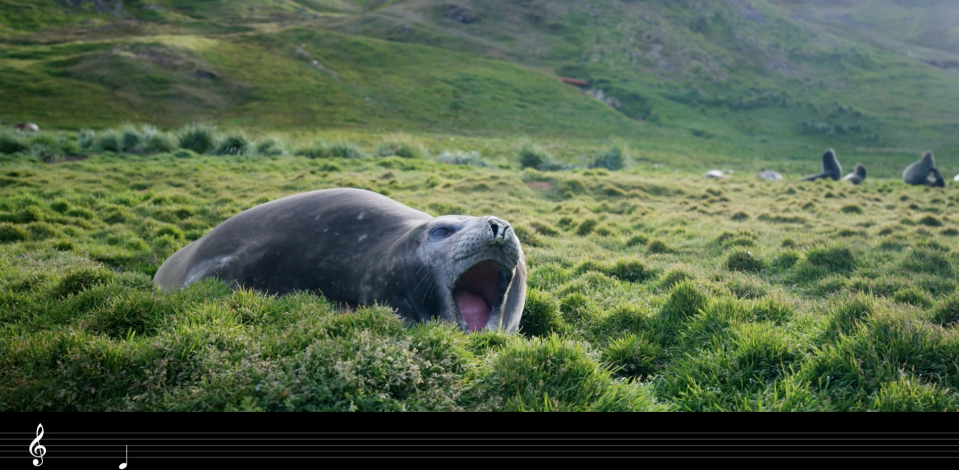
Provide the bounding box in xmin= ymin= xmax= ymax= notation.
xmin=453 ymin=261 xmax=505 ymax=332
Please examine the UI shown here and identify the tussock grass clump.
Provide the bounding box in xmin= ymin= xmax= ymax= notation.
xmin=901 ymin=248 xmax=953 ymax=275
xmin=918 ymin=215 xmax=943 ymax=227
xmin=805 ymin=244 xmax=855 ymax=272
xmin=255 ymin=137 xmax=287 ymax=156
xmin=0 ymin=223 xmax=29 ymax=242
xmin=329 ymin=143 xmax=364 ymax=159
xmin=214 ymin=132 xmax=252 ymax=156
xmin=892 ymin=287 xmax=933 ymax=308
xmin=176 ymin=123 xmax=216 ymax=154
xmin=840 ymin=204 xmax=863 ymax=214
xmin=54 ymin=266 xmax=114 ymax=298
xmin=931 ymin=294 xmax=959 ymax=327
xmin=646 ymin=239 xmax=675 ymax=254
xmin=377 ymin=135 xmax=426 ymax=159
xmin=119 ymin=125 xmax=144 ymax=153
xmin=77 ymin=129 xmax=96 ymax=149
xmin=659 ymin=281 xmax=709 ymax=324
xmin=0 ymin=131 xmax=27 ymax=154
xmin=576 ymin=219 xmax=597 ymax=236
xmin=93 ymin=129 xmax=120 ymax=153
xmin=750 ymin=296 xmax=795 ymax=324
xmin=771 ymin=251 xmax=800 ymax=271
xmin=601 ymin=333 xmax=661 ymax=379
xmin=626 ymin=234 xmax=649 ymax=247
xmin=560 ymin=292 xmax=592 ymax=324
xmin=825 ymin=294 xmax=876 ymax=337
xmin=484 ymin=335 xmax=666 ymax=411
xmin=660 ymin=270 xmax=692 ymax=290
xmin=299 ymin=139 xmax=329 ymax=159
xmin=589 ymin=146 xmax=626 ymax=171
xmin=725 ymin=250 xmax=765 ymax=273
xmin=726 ymin=277 xmax=767 ymax=299
xmin=141 ymin=130 xmax=176 ymax=154
xmin=871 ymin=377 xmax=958 ymax=412
xmin=519 ymin=289 xmax=565 ymax=337
xmin=530 ymin=221 xmax=559 ymax=237
xmin=519 ymin=143 xmax=551 ymax=170
xmin=573 ymin=258 xmax=655 ymax=284
xmin=27 ymin=136 xmax=65 ymax=163
xmin=607 ymin=259 xmax=655 ymax=283
xmin=518 ymin=143 xmax=568 ymax=171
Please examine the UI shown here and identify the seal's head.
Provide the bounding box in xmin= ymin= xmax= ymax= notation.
xmin=409 ymin=215 xmax=525 ymax=333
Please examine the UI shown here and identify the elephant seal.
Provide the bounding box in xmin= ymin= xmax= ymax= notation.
xmin=903 ymin=151 xmax=945 ymax=187
xmin=800 ymin=149 xmax=842 ymax=182
xmin=14 ymin=123 xmax=39 ymax=132
xmin=843 ymin=163 xmax=867 ymax=185
xmin=154 ymin=188 xmax=527 ymax=334
xmin=757 ymin=169 xmax=782 ymax=181
xmin=704 ymin=169 xmax=726 ymax=178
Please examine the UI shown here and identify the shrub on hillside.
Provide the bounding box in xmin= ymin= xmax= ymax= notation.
xmin=176 ymin=123 xmax=216 ymax=154
xmin=77 ymin=129 xmax=96 ymax=149
xmin=298 ymin=140 xmax=329 ymax=159
xmin=589 ymin=146 xmax=626 ymax=171
xmin=255 ymin=137 xmax=287 ymax=156
xmin=141 ymin=131 xmax=177 ymax=154
xmin=215 ymin=132 xmax=252 ymax=156
xmin=119 ymin=125 xmax=144 ymax=153
xmin=0 ymin=131 xmax=27 ymax=154
xmin=94 ymin=130 xmax=121 ymax=153
xmin=28 ymin=135 xmax=64 ymax=163
xmin=329 ymin=143 xmax=363 ymax=159
xmin=518 ymin=143 xmax=570 ymax=171
xmin=377 ymin=135 xmax=425 ymax=159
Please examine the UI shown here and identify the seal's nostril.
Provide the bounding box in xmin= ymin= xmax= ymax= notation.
xmin=490 ymin=221 xmax=500 ymax=238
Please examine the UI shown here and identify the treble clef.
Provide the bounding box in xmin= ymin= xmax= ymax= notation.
xmin=29 ymin=423 xmax=46 ymax=467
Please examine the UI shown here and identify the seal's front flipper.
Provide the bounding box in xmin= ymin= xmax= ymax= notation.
xmin=930 ymin=168 xmax=946 ymax=187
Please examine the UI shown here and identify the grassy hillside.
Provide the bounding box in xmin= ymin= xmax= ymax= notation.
xmin=2 ymin=1 xmax=958 ymax=159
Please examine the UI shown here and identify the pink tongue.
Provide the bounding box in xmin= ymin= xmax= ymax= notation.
xmin=455 ymin=290 xmax=491 ymax=332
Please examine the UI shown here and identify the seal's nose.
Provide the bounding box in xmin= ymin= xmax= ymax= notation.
xmin=487 ymin=218 xmax=509 ymax=243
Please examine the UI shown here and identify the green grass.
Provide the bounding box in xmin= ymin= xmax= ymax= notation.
xmin=3 ymin=138 xmax=958 ymax=410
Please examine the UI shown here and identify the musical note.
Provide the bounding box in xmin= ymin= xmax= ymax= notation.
xmin=119 ymin=445 xmax=128 ymax=469
xmin=29 ymin=423 xmax=46 ymax=467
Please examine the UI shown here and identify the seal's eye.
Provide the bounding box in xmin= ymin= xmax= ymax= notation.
xmin=431 ymin=227 xmax=453 ymax=239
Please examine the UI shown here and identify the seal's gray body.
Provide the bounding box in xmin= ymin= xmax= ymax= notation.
xmin=800 ymin=149 xmax=842 ymax=182
xmin=757 ymin=170 xmax=782 ymax=181
xmin=843 ymin=163 xmax=867 ymax=185
xmin=903 ymin=152 xmax=945 ymax=187
xmin=154 ymin=188 xmax=527 ymax=333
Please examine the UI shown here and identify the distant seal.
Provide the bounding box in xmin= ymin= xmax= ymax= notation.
xmin=843 ymin=163 xmax=867 ymax=185
xmin=705 ymin=169 xmax=733 ymax=178
xmin=903 ymin=151 xmax=945 ymax=187
xmin=757 ymin=169 xmax=782 ymax=181
xmin=14 ymin=123 xmax=39 ymax=132
xmin=154 ymin=188 xmax=527 ymax=333
xmin=800 ymin=149 xmax=842 ymax=181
